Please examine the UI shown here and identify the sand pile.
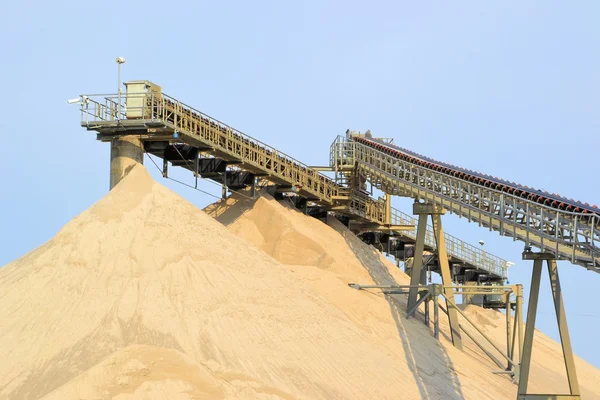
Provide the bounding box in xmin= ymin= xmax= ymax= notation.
xmin=207 ymin=192 xmax=600 ymax=399
xmin=0 ymin=165 xmax=456 ymax=399
xmin=0 ymin=165 xmax=418 ymax=399
xmin=2 ymin=167 xmax=599 ymax=399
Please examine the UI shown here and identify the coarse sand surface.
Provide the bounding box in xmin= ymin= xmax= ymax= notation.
xmin=1 ymin=164 xmax=599 ymax=399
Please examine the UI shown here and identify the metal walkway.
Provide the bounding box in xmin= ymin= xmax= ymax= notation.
xmin=76 ymin=82 xmax=509 ymax=280
xmin=330 ymin=132 xmax=600 ymax=272
xmin=387 ymin=206 xmax=507 ymax=279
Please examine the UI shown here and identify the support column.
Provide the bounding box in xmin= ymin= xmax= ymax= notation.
xmin=384 ymin=193 xmax=392 ymax=225
xmin=432 ymin=284 xmax=440 ymax=340
xmin=222 ymin=173 xmax=227 ymax=199
xmin=110 ymin=136 xmax=144 ymax=190
xmin=516 ymin=283 xmax=524 ymax=367
xmin=407 ymin=202 xmax=462 ymax=350
xmin=432 ymin=212 xmax=463 ymax=350
xmin=506 ymin=291 xmax=513 ymax=371
xmin=517 ymin=251 xmax=580 ymax=399
xmin=194 ymin=155 xmax=200 ymax=189
xmin=407 ymin=215 xmax=428 ymax=315
xmin=547 ymin=259 xmax=580 ymax=395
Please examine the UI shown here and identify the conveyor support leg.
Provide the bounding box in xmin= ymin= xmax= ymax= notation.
xmin=407 ymin=203 xmax=462 ymax=350
xmin=517 ymin=252 xmax=580 ymax=399
xmin=110 ymin=135 xmax=144 ymax=190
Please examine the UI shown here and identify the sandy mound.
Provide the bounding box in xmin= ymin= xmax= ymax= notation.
xmin=0 ymin=165 xmax=444 ymax=399
xmin=211 ymin=191 xmax=600 ymax=399
xmin=207 ymin=194 xmax=404 ymax=283
xmin=2 ymin=166 xmax=599 ymax=399
xmin=41 ymin=345 xmax=225 ymax=400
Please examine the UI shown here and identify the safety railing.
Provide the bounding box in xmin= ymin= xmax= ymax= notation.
xmin=76 ymin=90 xmax=512 ymax=277
xmin=389 ymin=207 xmax=509 ymax=278
xmin=331 ymin=135 xmax=599 ymax=271
xmin=80 ymin=92 xmax=342 ymax=204
xmin=347 ymin=193 xmax=388 ymax=224
xmin=330 ymin=137 xmax=509 ymax=277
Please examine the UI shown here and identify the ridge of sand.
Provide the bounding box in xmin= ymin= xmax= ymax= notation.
xmin=2 ymin=166 xmax=599 ymax=399
xmin=215 ymin=191 xmax=600 ymax=399
xmin=0 ymin=165 xmax=439 ymax=399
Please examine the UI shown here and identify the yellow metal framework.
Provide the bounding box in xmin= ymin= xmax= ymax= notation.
xmin=78 ymin=88 xmax=511 ymax=278
xmin=79 ymin=90 xmax=394 ymax=227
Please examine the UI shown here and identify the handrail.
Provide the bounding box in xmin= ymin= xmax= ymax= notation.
xmin=80 ymin=92 xmax=342 ymax=204
xmin=330 ymin=135 xmax=599 ymax=271
xmin=77 ymin=89 xmax=512 ymax=277
xmin=388 ymin=207 xmax=509 ymax=277
xmin=81 ymin=92 xmax=335 ymax=183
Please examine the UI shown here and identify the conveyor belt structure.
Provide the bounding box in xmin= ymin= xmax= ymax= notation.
xmin=77 ymin=88 xmax=510 ymax=281
xmin=330 ymin=132 xmax=599 ymax=272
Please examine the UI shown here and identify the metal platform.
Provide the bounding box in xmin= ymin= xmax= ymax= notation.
xmin=79 ymin=89 xmax=395 ymax=226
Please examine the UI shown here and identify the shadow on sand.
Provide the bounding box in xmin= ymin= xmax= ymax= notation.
xmin=328 ymin=216 xmax=465 ymax=400
xmin=205 ymin=192 xmax=465 ymax=399
xmin=202 ymin=189 xmax=259 ymax=225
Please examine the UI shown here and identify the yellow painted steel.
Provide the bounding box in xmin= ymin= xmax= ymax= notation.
xmin=80 ymin=90 xmax=403 ymax=228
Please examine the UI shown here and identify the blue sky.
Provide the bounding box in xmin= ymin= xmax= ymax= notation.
xmin=1 ymin=1 xmax=599 ymax=368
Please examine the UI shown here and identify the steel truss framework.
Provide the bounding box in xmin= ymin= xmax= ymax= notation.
xmin=80 ymin=91 xmax=396 ymax=223
xmin=406 ymin=203 xmax=463 ymax=349
xmin=518 ymin=251 xmax=580 ymax=400
xmin=330 ymin=135 xmax=600 ymax=272
xmin=388 ymin=204 xmax=508 ymax=279
xmin=331 ymin=132 xmax=590 ymax=399
xmin=73 ymin=84 xmax=589 ymax=399
xmin=349 ymin=282 xmax=524 ymax=381
xmin=78 ymin=88 xmax=508 ymax=279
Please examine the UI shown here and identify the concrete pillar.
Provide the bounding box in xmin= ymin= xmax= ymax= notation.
xmin=110 ymin=136 xmax=144 ymax=190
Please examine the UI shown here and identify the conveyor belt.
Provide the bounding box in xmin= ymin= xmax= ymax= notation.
xmin=76 ymin=88 xmax=509 ymax=279
xmin=387 ymin=207 xmax=508 ymax=279
xmin=356 ymin=136 xmax=599 ymax=215
xmin=331 ymin=133 xmax=600 ymax=272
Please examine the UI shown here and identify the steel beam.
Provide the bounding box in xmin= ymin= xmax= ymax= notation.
xmin=407 ymin=215 xmax=428 ymax=317
xmin=516 ymin=284 xmax=524 ymax=367
xmin=432 ymin=214 xmax=463 ymax=350
xmin=384 ymin=194 xmax=392 ymax=225
xmin=405 ymin=291 xmax=431 ymax=318
xmin=438 ymin=303 xmax=507 ymax=370
xmin=441 ymin=292 xmax=516 ymax=367
xmin=506 ymin=292 xmax=513 ymax=371
xmin=343 ymin=135 xmax=600 ymax=271
xmin=407 ymin=202 xmax=462 ymax=349
xmin=518 ymin=259 xmax=542 ymax=395
xmin=547 ymin=259 xmax=580 ymax=395
xmin=433 ymin=284 xmax=440 ymax=340
xmin=517 ymin=253 xmax=580 ymax=399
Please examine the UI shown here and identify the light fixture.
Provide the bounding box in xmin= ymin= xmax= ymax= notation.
xmin=116 ymin=57 xmax=126 ymax=118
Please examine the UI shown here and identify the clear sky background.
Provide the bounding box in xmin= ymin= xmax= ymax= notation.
xmin=1 ymin=1 xmax=599 ymax=369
